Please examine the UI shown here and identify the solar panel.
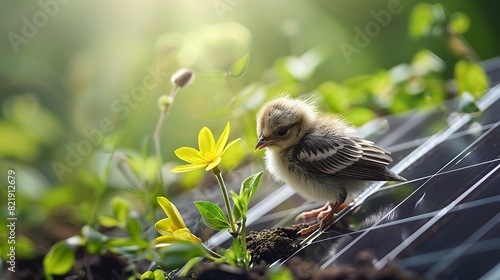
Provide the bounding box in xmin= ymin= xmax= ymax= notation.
xmin=196 ymin=64 xmax=500 ymax=278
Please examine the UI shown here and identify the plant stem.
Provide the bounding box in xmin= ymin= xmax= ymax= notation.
xmin=212 ymin=165 xmax=238 ymax=236
xmin=178 ymin=257 xmax=201 ymax=277
xmin=153 ymin=86 xmax=179 ymax=186
xmin=117 ymin=155 xmax=143 ymax=190
xmin=202 ymin=243 xmax=224 ymax=260
xmin=241 ymin=216 xmax=249 ymax=266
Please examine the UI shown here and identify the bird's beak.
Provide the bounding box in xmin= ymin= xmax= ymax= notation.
xmin=255 ymin=136 xmax=269 ymax=151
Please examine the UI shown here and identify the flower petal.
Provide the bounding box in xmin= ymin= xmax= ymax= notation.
xmin=222 ymin=138 xmax=241 ymax=154
xmin=156 ymin=197 xmax=187 ymax=229
xmin=171 ymin=163 xmax=207 ymax=173
xmin=154 ymin=235 xmax=178 ymax=245
xmin=205 ymin=157 xmax=222 ymax=171
xmin=173 ymin=228 xmax=201 ymax=243
xmin=198 ymin=127 xmax=215 ymax=153
xmin=155 ymin=218 xmax=175 ymax=235
xmin=215 ymin=122 xmax=231 ymax=156
xmin=174 ymin=147 xmax=204 ymax=164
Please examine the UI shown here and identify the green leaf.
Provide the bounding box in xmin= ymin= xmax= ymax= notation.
xmin=232 ymin=191 xmax=249 ymax=222
xmin=43 ymin=236 xmax=83 ymax=275
xmin=157 ymin=242 xmax=205 ymax=271
xmin=82 ymin=225 xmax=109 ymax=254
xmin=409 ymin=3 xmax=445 ymax=39
xmin=141 ymin=269 xmax=165 ymax=280
xmin=344 ymin=107 xmax=377 ymax=126
xmin=98 ymin=215 xmax=119 ymax=228
xmin=106 ymin=237 xmax=150 ymax=254
xmin=229 ymin=53 xmax=250 ymax=78
xmin=454 ymin=60 xmax=489 ymax=98
xmin=412 ymin=49 xmax=444 ymax=75
xmin=126 ymin=215 xmax=142 ymax=241
xmin=316 ymin=81 xmax=350 ymax=113
xmin=141 ymin=271 xmax=155 ymax=280
xmin=224 ymin=237 xmax=251 ymax=267
xmin=153 ymin=269 xmax=165 ymax=280
xmin=224 ymin=237 xmax=244 ymax=266
xmin=409 ymin=3 xmax=436 ymax=39
xmin=231 ymin=192 xmax=243 ymax=222
xmin=449 ymin=12 xmax=470 ymax=34
xmin=112 ymin=196 xmax=130 ymax=224
xmin=457 ymin=92 xmax=481 ymax=113
xmin=194 ymin=201 xmax=231 ymax=230
xmin=266 ymin=265 xmax=293 ymax=280
xmin=240 ymin=172 xmax=263 ymax=201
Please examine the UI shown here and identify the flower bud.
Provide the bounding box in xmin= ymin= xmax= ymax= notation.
xmin=171 ymin=68 xmax=194 ymax=88
xmin=158 ymin=95 xmax=174 ymax=113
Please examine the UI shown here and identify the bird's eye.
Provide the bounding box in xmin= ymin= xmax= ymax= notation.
xmin=276 ymin=127 xmax=288 ymax=136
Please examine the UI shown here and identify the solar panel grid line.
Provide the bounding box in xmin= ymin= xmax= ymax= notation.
xmin=398 ymin=237 xmax=500 ymax=269
xmin=374 ymin=162 xmax=500 ymax=268
xmin=378 ymin=158 xmax=500 ymax=192
xmin=368 ymin=194 xmax=500 ymax=235
xmin=384 ymin=122 xmax=497 ymax=154
xmin=269 ymin=201 xmax=325 ymax=228
xmin=373 ymin=111 xmax=430 ymax=148
xmin=426 ymin=212 xmax=500 ymax=277
xmin=480 ymin=262 xmax=500 ymax=280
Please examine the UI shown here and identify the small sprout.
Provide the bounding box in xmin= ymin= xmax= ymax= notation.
xmin=171 ymin=68 xmax=194 ymax=88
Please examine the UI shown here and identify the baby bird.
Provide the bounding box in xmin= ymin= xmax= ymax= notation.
xmin=255 ymin=96 xmax=406 ymax=235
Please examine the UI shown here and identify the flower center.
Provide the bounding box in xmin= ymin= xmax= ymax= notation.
xmin=199 ymin=147 xmax=216 ymax=162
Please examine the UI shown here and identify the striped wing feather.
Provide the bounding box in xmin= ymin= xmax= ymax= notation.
xmin=294 ymin=133 xmax=405 ymax=181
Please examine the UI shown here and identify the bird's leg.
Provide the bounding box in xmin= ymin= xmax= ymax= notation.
xmin=296 ymin=200 xmax=352 ymax=224
xmin=298 ymin=203 xmax=341 ymax=236
xmin=295 ymin=202 xmax=332 ymax=223
xmin=318 ymin=203 xmax=341 ymax=230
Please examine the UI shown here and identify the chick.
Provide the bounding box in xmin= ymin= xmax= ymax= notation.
xmin=255 ymin=96 xmax=406 ymax=235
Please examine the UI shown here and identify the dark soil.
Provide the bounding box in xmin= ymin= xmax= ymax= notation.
xmin=246 ymin=224 xmax=306 ymax=265
xmin=193 ymin=225 xmax=425 ymax=280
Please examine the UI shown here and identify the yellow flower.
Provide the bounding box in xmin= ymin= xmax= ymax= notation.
xmin=154 ymin=196 xmax=201 ymax=246
xmin=171 ymin=122 xmax=240 ymax=173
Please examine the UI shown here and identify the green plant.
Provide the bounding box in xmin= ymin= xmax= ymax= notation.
xmin=149 ymin=171 xmax=262 ymax=276
xmin=147 ymin=122 xmax=263 ymax=276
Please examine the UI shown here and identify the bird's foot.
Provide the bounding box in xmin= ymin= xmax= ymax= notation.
xmin=298 ymin=210 xmax=338 ymax=236
xmin=298 ymin=222 xmax=320 ymax=236
xmin=295 ymin=202 xmax=333 ymax=224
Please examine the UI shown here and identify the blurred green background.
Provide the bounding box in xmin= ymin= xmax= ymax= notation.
xmin=0 ymin=0 xmax=498 ymax=268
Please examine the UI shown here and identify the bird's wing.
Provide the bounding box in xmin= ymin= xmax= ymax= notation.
xmin=295 ymin=133 xmax=401 ymax=181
